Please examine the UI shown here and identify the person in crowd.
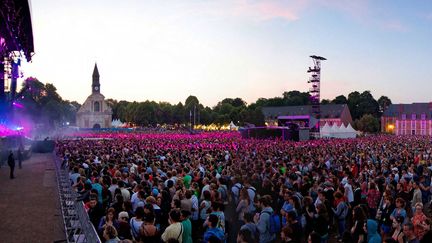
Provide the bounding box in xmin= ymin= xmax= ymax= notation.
xmin=237 ymin=228 xmax=254 ymax=243
xmin=254 ymin=195 xmax=276 ymax=243
xmin=332 ymin=191 xmax=348 ymax=239
xmin=280 ymin=225 xmax=294 ymax=242
xmin=391 ymin=215 xmax=405 ymax=243
xmin=411 ymin=202 xmax=427 ymax=239
xmin=87 ymin=194 xmax=105 ymax=229
xmin=204 ymin=214 xmax=224 ymax=242
xmin=140 ymin=212 xmax=159 ymax=242
xmin=117 ymin=211 xmax=132 ymax=240
xmin=180 ymin=210 xmax=192 ymax=243
xmin=55 ymin=133 xmax=432 ymax=243
xmin=390 ymin=198 xmax=407 ymax=223
xmin=103 ymin=225 xmax=121 ymax=243
xmin=162 ymin=209 xmax=183 ymax=243
xmin=403 ymin=222 xmax=420 ymax=243
xmin=364 ymin=219 xmax=381 ymax=243
xmin=366 ymin=182 xmax=380 ymax=218
xmin=7 ymin=151 xmax=15 ymax=179
xmin=98 ymin=208 xmax=119 ymax=235
xmin=307 ymin=231 xmax=322 ymax=243
xmin=350 ymin=206 xmax=366 ymax=243
xmin=130 ymin=207 xmax=145 ymax=240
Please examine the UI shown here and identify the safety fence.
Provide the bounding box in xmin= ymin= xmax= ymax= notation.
xmin=53 ymin=153 xmax=101 ymax=243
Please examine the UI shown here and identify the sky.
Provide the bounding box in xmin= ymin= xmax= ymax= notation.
xmin=19 ymin=0 xmax=432 ymax=107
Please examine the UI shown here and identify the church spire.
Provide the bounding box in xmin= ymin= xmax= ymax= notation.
xmin=92 ymin=63 xmax=100 ymax=93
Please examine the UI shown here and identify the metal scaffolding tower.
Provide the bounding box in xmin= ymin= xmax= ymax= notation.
xmin=307 ymin=55 xmax=326 ymax=138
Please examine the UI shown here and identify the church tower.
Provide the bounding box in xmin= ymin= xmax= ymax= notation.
xmin=76 ymin=63 xmax=112 ymax=129
xmin=92 ymin=63 xmax=100 ymax=93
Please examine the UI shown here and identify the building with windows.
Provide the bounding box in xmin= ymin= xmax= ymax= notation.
xmin=381 ymin=103 xmax=432 ymax=135
xmin=76 ymin=64 xmax=112 ymax=129
xmin=262 ymin=104 xmax=353 ymax=127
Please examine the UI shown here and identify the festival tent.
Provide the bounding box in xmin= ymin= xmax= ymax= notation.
xmin=111 ymin=119 xmax=124 ymax=128
xmin=343 ymin=123 xmax=357 ymax=138
xmin=329 ymin=123 xmax=340 ymax=138
xmin=229 ymin=121 xmax=239 ymax=130
xmin=320 ymin=122 xmax=331 ymax=138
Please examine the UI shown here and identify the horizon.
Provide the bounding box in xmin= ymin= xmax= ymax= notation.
xmin=17 ymin=0 xmax=432 ymax=107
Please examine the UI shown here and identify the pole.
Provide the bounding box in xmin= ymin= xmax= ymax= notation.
xmin=193 ymin=105 xmax=196 ymax=128
xmin=189 ymin=110 xmax=192 ymax=131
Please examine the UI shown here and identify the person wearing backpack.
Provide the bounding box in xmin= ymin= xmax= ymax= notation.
xmin=244 ymin=179 xmax=257 ymax=213
xmin=254 ymin=195 xmax=277 ymax=243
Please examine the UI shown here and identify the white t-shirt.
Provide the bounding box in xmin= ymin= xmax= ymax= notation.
xmin=344 ymin=183 xmax=354 ymax=203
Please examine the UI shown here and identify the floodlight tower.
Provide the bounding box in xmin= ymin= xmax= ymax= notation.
xmin=307 ymin=55 xmax=326 ymax=138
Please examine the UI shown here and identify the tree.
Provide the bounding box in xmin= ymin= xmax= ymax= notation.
xmin=377 ymin=96 xmax=392 ymax=114
xmin=265 ymin=97 xmax=285 ymax=106
xmin=184 ymin=95 xmax=200 ymax=124
xmin=321 ymin=99 xmax=331 ymax=104
xmin=172 ymin=102 xmax=185 ymax=124
xmin=17 ymin=78 xmax=81 ymax=127
xmin=332 ymin=95 xmax=347 ymax=104
xmin=347 ymin=91 xmax=379 ymax=120
xmin=355 ymin=114 xmax=380 ymax=133
xmin=282 ymin=90 xmax=311 ymax=105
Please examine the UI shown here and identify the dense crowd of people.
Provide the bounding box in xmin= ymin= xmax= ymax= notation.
xmin=56 ymin=132 xmax=432 ymax=243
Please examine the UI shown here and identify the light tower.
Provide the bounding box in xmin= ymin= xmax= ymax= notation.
xmin=307 ymin=55 xmax=326 ymax=138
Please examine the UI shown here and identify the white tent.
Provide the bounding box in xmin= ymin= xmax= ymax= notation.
xmin=320 ymin=122 xmax=357 ymax=139
xmin=111 ymin=119 xmax=124 ymax=128
xmin=344 ymin=123 xmax=357 ymax=138
xmin=329 ymin=123 xmax=340 ymax=138
xmin=229 ymin=121 xmax=239 ymax=130
xmin=320 ymin=122 xmax=331 ymax=138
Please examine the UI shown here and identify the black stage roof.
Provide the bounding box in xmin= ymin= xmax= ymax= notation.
xmin=0 ymin=0 xmax=34 ymax=61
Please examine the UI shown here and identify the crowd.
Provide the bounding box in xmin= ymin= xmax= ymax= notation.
xmin=56 ymin=132 xmax=432 ymax=243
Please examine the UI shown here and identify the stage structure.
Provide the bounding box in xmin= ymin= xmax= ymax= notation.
xmin=0 ymin=0 xmax=34 ymax=123
xmin=307 ymin=55 xmax=326 ymax=138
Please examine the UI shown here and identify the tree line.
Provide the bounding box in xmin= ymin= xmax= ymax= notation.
xmin=17 ymin=78 xmax=392 ymax=132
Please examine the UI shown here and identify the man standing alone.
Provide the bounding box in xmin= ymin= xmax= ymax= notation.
xmin=8 ymin=151 xmax=15 ymax=179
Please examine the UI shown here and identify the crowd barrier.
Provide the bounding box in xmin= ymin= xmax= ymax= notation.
xmin=53 ymin=153 xmax=101 ymax=243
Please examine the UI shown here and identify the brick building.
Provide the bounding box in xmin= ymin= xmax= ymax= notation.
xmin=381 ymin=103 xmax=432 ymax=135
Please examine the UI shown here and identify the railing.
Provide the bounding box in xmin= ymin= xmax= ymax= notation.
xmin=53 ymin=153 xmax=101 ymax=243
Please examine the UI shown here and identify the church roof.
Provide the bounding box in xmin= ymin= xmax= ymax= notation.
xmin=93 ymin=63 xmax=99 ymax=78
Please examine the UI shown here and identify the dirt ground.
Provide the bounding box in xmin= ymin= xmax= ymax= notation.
xmin=0 ymin=153 xmax=65 ymax=243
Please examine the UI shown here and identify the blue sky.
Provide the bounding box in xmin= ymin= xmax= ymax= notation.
xmin=20 ymin=0 xmax=432 ymax=106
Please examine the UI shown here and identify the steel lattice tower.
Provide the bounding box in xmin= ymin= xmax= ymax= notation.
xmin=307 ymin=55 xmax=326 ymax=138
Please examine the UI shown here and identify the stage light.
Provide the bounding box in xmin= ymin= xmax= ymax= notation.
xmin=12 ymin=102 xmax=24 ymax=108
xmin=387 ymin=124 xmax=395 ymax=130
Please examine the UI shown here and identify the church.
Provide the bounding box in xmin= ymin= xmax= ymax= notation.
xmin=76 ymin=64 xmax=112 ymax=129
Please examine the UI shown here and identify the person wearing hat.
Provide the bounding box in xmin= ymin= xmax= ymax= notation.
xmin=117 ymin=211 xmax=132 ymax=240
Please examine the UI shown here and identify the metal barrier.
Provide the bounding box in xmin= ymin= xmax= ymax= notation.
xmin=53 ymin=153 xmax=101 ymax=243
